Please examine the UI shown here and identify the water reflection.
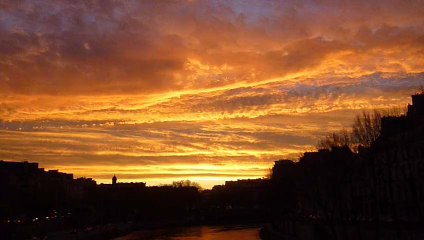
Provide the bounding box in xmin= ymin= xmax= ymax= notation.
xmin=114 ymin=225 xmax=261 ymax=240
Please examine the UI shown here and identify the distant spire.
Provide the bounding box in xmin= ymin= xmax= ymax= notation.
xmin=112 ymin=174 xmax=117 ymax=185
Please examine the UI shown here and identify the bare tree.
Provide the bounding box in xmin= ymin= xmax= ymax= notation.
xmin=317 ymin=107 xmax=406 ymax=151
xmin=317 ymin=129 xmax=351 ymax=149
xmin=351 ymin=110 xmax=382 ymax=148
xmin=266 ymin=168 xmax=273 ymax=179
xmin=172 ymin=180 xmax=202 ymax=190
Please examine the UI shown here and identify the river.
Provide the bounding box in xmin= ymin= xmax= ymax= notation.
xmin=113 ymin=225 xmax=262 ymax=240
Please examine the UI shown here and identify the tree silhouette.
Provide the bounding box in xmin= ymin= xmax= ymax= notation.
xmin=351 ymin=110 xmax=382 ymax=148
xmin=317 ymin=129 xmax=351 ymax=149
xmin=318 ymin=108 xmax=406 ymax=151
xmin=171 ymin=180 xmax=202 ymax=190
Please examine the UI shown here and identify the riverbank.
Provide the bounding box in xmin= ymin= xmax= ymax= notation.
xmin=47 ymin=219 xmax=267 ymax=240
xmin=113 ymin=224 xmax=262 ymax=240
xmin=260 ymin=219 xmax=424 ymax=240
xmin=48 ymin=222 xmax=149 ymax=240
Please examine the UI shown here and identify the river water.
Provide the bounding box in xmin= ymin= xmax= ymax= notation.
xmin=113 ymin=225 xmax=262 ymax=240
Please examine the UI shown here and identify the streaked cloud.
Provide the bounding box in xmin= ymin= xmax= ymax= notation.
xmin=0 ymin=0 xmax=424 ymax=187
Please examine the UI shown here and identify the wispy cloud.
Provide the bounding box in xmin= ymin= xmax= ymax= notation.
xmin=0 ymin=0 xmax=423 ymax=187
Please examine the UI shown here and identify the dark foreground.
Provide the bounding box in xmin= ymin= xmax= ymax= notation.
xmin=44 ymin=221 xmax=265 ymax=240
xmin=113 ymin=224 xmax=261 ymax=240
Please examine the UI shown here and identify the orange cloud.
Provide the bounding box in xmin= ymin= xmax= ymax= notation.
xmin=1 ymin=0 xmax=424 ymax=187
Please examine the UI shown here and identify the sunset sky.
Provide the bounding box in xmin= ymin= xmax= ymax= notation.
xmin=1 ymin=0 xmax=424 ymax=188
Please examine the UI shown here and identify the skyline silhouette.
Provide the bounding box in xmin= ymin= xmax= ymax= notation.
xmin=2 ymin=1 xmax=424 ymax=239
xmin=2 ymin=92 xmax=424 ymax=239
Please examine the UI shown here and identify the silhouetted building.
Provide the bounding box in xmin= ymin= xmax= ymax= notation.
xmin=200 ymin=178 xmax=269 ymax=223
xmin=267 ymin=93 xmax=424 ymax=240
xmin=225 ymin=178 xmax=268 ymax=189
xmin=112 ymin=175 xmax=117 ymax=185
xmin=299 ymin=146 xmax=355 ymax=219
xmin=367 ymin=93 xmax=424 ymax=222
xmin=0 ymin=161 xmax=41 ymax=192
xmin=69 ymin=177 xmax=97 ymax=201
xmin=0 ymin=160 xmax=98 ymax=223
xmin=272 ymin=159 xmax=297 ymax=180
xmin=408 ymin=93 xmax=424 ymax=119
